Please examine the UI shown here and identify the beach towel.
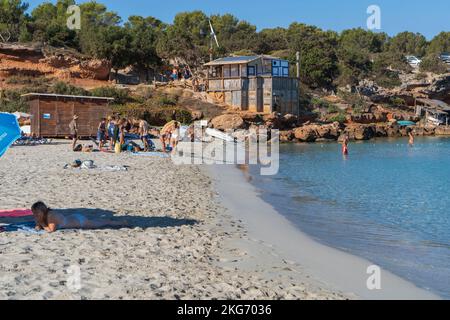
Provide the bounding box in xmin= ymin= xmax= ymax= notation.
xmin=63 ymin=161 xmax=129 ymax=172
xmin=102 ymin=165 xmax=128 ymax=172
xmin=132 ymin=152 xmax=170 ymax=158
xmin=0 ymin=222 xmax=44 ymax=234
xmin=0 ymin=209 xmax=33 ymax=218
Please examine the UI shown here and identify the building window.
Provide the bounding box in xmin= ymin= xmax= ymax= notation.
xmin=230 ymin=65 xmax=239 ymax=77
xmin=223 ymin=65 xmax=231 ymax=78
xmin=263 ymin=59 xmax=272 ymax=74
xmin=248 ymin=66 xmax=256 ymax=76
xmin=210 ymin=66 xmax=222 ymax=78
xmin=272 ymin=67 xmax=280 ymax=76
xmin=241 ymin=64 xmax=247 ymax=77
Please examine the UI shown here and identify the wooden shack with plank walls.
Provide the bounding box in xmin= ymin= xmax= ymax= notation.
xmin=22 ymin=93 xmax=114 ymax=138
xmin=204 ymin=55 xmax=299 ymax=115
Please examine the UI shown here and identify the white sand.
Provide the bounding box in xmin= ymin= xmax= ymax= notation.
xmin=207 ymin=165 xmax=440 ymax=300
xmin=0 ymin=141 xmax=347 ymax=300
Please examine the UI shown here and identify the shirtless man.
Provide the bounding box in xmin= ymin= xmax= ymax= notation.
xmin=69 ymin=115 xmax=79 ymax=151
xmin=139 ymin=119 xmax=150 ymax=152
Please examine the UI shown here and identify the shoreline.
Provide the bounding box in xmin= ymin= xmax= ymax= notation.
xmin=0 ymin=141 xmax=347 ymax=300
xmin=205 ymin=164 xmax=440 ymax=300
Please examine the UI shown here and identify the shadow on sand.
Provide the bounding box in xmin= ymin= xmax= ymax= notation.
xmin=0 ymin=208 xmax=198 ymax=232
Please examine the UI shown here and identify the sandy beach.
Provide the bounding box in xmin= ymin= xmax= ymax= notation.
xmin=0 ymin=141 xmax=349 ymax=300
xmin=208 ymin=164 xmax=440 ymax=300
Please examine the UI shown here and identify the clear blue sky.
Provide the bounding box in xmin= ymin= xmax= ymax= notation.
xmin=26 ymin=0 xmax=449 ymax=39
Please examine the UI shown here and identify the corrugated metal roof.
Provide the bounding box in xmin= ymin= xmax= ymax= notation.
xmin=21 ymin=93 xmax=115 ymax=101
xmin=417 ymin=98 xmax=450 ymax=111
xmin=204 ymin=56 xmax=260 ymax=66
xmin=204 ymin=55 xmax=286 ymax=66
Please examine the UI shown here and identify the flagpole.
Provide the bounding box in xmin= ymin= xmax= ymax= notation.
xmin=209 ymin=18 xmax=214 ymax=62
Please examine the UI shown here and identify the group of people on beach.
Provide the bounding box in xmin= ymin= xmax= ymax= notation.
xmin=32 ymin=115 xmax=189 ymax=233
xmin=68 ymin=114 xmax=184 ymax=154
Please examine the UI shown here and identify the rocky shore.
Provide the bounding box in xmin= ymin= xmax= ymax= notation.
xmin=283 ymin=122 xmax=446 ymax=143
xmin=206 ymin=111 xmax=449 ymax=143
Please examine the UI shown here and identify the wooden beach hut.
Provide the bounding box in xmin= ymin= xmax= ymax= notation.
xmin=22 ymin=93 xmax=114 ymax=138
xmin=204 ymin=55 xmax=299 ymax=116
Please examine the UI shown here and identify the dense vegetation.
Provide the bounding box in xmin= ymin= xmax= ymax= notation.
xmin=1 ymin=0 xmax=449 ymax=91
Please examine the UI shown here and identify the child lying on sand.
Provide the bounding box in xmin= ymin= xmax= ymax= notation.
xmin=31 ymin=201 xmax=124 ymax=233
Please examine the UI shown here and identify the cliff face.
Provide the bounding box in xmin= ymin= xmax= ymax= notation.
xmin=357 ymin=73 xmax=450 ymax=105
xmin=0 ymin=43 xmax=111 ymax=87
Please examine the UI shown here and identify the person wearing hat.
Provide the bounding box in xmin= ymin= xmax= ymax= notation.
xmin=69 ymin=115 xmax=79 ymax=151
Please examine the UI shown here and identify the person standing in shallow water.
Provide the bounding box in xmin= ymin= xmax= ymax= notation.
xmin=408 ymin=128 xmax=414 ymax=146
xmin=342 ymin=134 xmax=349 ymax=156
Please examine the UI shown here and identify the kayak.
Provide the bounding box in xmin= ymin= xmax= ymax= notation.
xmin=397 ymin=121 xmax=416 ymax=126
xmin=205 ymin=128 xmax=235 ymax=142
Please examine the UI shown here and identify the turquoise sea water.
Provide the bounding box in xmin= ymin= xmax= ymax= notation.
xmin=248 ymin=137 xmax=450 ymax=299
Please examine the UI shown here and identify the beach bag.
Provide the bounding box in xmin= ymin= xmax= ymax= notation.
xmin=115 ymin=142 xmax=122 ymax=154
xmin=71 ymin=159 xmax=82 ymax=168
xmin=81 ymin=160 xmax=95 ymax=169
xmin=73 ymin=144 xmax=82 ymax=152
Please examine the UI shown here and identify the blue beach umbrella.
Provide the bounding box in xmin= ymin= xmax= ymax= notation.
xmin=0 ymin=112 xmax=21 ymax=157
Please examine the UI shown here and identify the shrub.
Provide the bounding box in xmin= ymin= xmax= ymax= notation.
xmin=372 ymin=52 xmax=412 ymax=73
xmin=141 ymin=107 xmax=192 ymax=126
xmin=0 ymin=89 xmax=29 ymax=113
xmin=310 ymin=97 xmax=330 ymax=109
xmin=327 ymin=104 xmax=339 ymax=114
xmin=420 ymin=55 xmax=449 ymax=74
xmin=337 ymin=90 xmax=368 ymax=114
xmin=415 ymin=72 xmax=428 ymax=80
xmin=156 ymin=94 xmax=177 ymax=107
xmin=112 ymin=103 xmax=192 ymax=126
xmin=390 ymin=97 xmax=406 ymax=106
xmin=134 ymin=86 xmax=154 ymax=100
xmin=329 ymin=113 xmax=347 ymax=124
xmin=51 ymin=81 xmax=90 ymax=96
xmin=372 ymin=70 xmax=402 ymax=89
xmin=6 ymin=76 xmax=51 ymax=86
xmin=90 ymin=86 xmax=132 ymax=105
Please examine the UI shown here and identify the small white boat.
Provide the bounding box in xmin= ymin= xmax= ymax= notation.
xmin=205 ymin=128 xmax=235 ymax=142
